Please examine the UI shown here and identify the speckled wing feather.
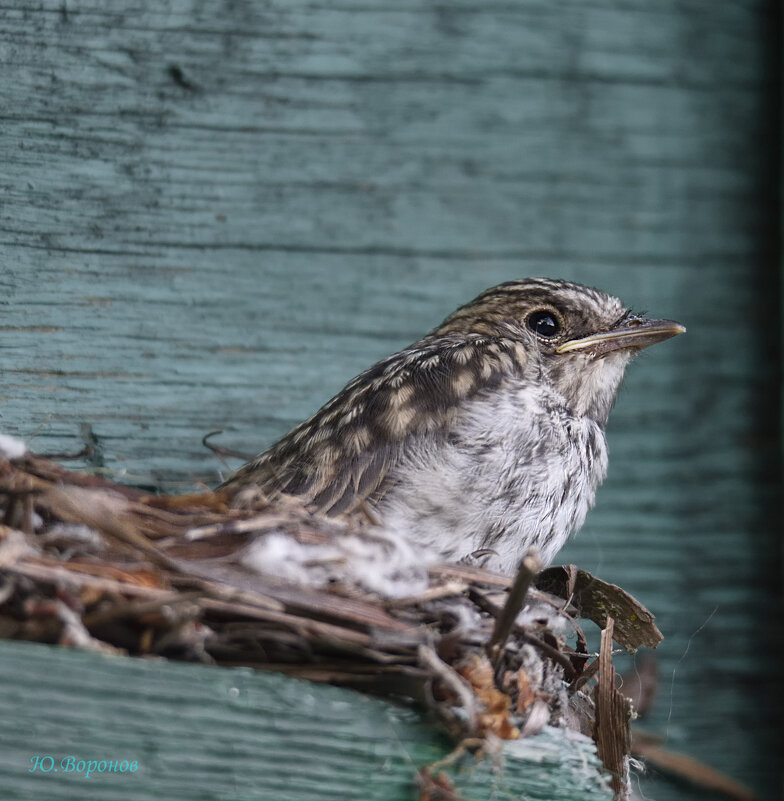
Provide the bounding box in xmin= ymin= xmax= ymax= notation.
xmin=221 ymin=332 xmax=529 ymax=515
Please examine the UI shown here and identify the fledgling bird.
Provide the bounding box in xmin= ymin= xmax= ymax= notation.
xmin=221 ymin=279 xmax=684 ymax=573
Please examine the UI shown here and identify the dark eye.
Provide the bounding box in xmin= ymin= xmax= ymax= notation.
xmin=527 ymin=311 xmax=560 ymax=338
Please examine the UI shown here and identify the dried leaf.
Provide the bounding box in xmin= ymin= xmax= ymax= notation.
xmin=457 ymin=655 xmax=519 ymax=740
xmin=417 ymin=768 xmax=471 ymax=801
xmin=536 ymin=565 xmax=662 ymax=652
xmin=515 ymin=669 xmax=536 ymax=715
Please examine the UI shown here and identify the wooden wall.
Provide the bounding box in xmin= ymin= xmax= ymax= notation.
xmin=1 ymin=2 xmax=779 ymax=798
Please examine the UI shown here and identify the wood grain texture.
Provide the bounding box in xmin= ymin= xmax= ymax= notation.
xmin=0 ymin=641 xmax=612 ymax=801
xmin=0 ymin=2 xmax=779 ymax=799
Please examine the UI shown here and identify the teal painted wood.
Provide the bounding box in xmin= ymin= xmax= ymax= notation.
xmin=0 ymin=641 xmax=612 ymax=801
xmin=0 ymin=2 xmax=779 ymax=799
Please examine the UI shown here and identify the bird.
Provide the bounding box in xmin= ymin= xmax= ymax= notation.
xmin=220 ymin=278 xmax=684 ymax=573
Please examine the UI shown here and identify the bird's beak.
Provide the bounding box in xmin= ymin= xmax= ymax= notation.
xmin=556 ymin=317 xmax=686 ymax=356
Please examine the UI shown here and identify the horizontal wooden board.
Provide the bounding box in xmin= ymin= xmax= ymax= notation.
xmin=0 ymin=641 xmax=612 ymax=801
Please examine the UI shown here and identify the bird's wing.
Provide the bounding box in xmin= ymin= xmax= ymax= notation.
xmin=220 ymin=334 xmax=528 ymax=515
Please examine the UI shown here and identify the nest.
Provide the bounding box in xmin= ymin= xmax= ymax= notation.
xmin=0 ymin=443 xmax=665 ymax=800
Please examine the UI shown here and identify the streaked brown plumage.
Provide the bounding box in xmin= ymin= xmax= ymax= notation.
xmin=220 ymin=278 xmax=684 ymax=570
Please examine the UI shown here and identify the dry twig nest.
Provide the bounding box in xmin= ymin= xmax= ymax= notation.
xmin=0 ymin=443 xmax=677 ymax=801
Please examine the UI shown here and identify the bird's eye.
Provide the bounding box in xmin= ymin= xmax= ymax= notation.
xmin=527 ymin=311 xmax=560 ymax=338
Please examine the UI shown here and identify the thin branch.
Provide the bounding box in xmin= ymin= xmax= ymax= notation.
xmin=485 ymin=550 xmax=541 ymax=664
xmin=418 ymin=644 xmax=480 ymax=736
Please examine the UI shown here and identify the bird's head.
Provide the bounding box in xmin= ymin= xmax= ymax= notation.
xmin=434 ymin=278 xmax=685 ymax=426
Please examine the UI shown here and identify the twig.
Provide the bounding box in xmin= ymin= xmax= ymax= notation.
xmin=7 ymin=560 xmax=172 ymax=598
xmin=201 ymin=430 xmax=254 ymax=461
xmin=631 ymin=731 xmax=756 ymax=801
xmin=594 ymin=617 xmax=632 ymax=799
xmin=485 ymin=550 xmax=541 ymax=664
xmin=418 ymin=644 xmax=480 ymax=736
xmin=385 ymin=581 xmax=467 ymax=608
xmin=40 ymin=485 xmax=184 ymax=573
xmin=572 ymin=656 xmax=601 ymax=692
xmin=468 ymin=587 xmax=577 ymax=679
xmin=82 ymin=590 xmax=206 ymax=627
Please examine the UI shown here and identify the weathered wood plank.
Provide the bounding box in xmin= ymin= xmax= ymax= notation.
xmin=0 ymin=2 xmax=778 ymax=799
xmin=0 ymin=641 xmax=612 ymax=801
